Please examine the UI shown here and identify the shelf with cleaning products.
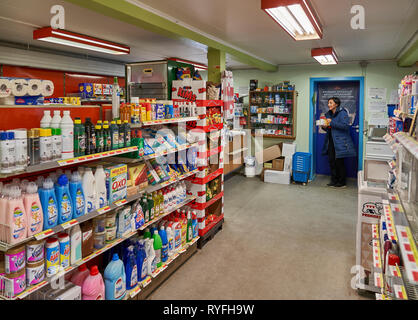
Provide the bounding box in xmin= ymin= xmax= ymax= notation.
xmin=0 ymin=194 xmax=198 ymax=300
xmin=0 ymin=168 xmax=199 ymax=252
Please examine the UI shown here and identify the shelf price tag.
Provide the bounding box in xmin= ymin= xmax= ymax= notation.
xmin=61 ymin=219 xmax=78 ymax=230
xmin=97 ymin=206 xmax=111 ymax=215
xmin=34 ymin=229 xmax=54 ymax=240
xmin=140 ymin=276 xmax=152 ymax=288
xmin=129 ymin=285 xmax=141 ymax=298
xmin=114 ymin=199 xmax=128 ymax=207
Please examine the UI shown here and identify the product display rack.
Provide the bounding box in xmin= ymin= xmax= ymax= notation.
xmin=248 ymin=90 xmax=297 ymax=139
xmin=0 ymin=194 xmax=198 ymax=300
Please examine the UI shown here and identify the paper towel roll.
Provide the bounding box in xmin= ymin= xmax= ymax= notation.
xmin=0 ymin=78 xmax=11 ymax=97
xmin=11 ymin=79 xmax=28 ymax=96
xmin=27 ymin=79 xmax=43 ymax=96
xmin=41 ymin=80 xmax=54 ymax=97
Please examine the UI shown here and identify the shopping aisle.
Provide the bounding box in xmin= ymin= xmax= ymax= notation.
xmin=148 ymin=174 xmax=369 ymax=300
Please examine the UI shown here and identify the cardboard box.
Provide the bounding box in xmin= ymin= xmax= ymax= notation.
xmin=104 ymin=164 xmax=127 ymax=203
xmin=78 ymin=83 xmax=93 ymax=98
xmin=255 ymin=143 xmax=282 ymax=164
xmin=93 ymin=83 xmax=103 ymax=96
xmin=172 ymin=79 xmax=207 ymax=101
xmin=272 ymin=157 xmax=285 ymax=171
xmin=264 ymin=162 xmax=273 ymax=169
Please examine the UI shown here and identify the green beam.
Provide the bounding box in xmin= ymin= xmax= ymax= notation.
xmin=398 ymin=38 xmax=418 ymax=67
xmin=64 ymin=0 xmax=278 ymax=72
xmin=207 ymin=48 xmax=225 ymax=83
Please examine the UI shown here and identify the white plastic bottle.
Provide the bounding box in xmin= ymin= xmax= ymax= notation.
xmin=166 ymin=223 xmax=174 ymax=257
xmin=60 ymin=110 xmax=74 ymax=159
xmin=70 ymin=224 xmax=82 ymax=265
xmin=82 ymin=168 xmax=97 ymax=213
xmin=94 ymin=165 xmax=107 ymax=209
xmin=40 ymin=110 xmax=52 ymax=128
xmin=14 ymin=129 xmax=28 ymax=171
xmin=51 ymin=110 xmax=62 ymax=129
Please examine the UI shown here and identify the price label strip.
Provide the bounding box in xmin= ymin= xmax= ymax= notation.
xmin=372 ymin=224 xmax=379 ymax=239
xmin=396 ymin=225 xmax=418 ymax=283
xmin=374 ymin=273 xmax=383 ymax=289
xmin=114 ymin=199 xmax=128 ymax=207
xmin=97 ymin=206 xmax=111 ymax=215
xmin=129 ymin=285 xmax=142 ymax=298
xmin=34 ymin=229 xmax=54 ymax=240
xmin=140 ymin=276 xmax=152 ymax=288
xmin=373 ymin=240 xmax=382 ymax=269
xmin=393 ymin=284 xmax=408 ymax=300
xmin=61 ymin=219 xmax=79 ymax=230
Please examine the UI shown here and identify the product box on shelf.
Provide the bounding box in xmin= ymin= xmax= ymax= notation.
xmin=104 ymin=163 xmax=128 ymax=203
xmin=127 ymin=163 xmax=148 ymax=190
xmin=14 ymin=95 xmax=44 ymax=105
xmin=102 ymin=84 xmax=112 ymax=95
xmin=172 ymin=80 xmax=206 ymax=101
xmin=93 ymin=83 xmax=103 ymax=96
xmin=79 ymin=83 xmax=93 ymax=99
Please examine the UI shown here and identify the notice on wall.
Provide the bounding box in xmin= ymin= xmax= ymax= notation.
xmin=368 ymin=100 xmax=387 ymax=113
xmin=389 ymin=90 xmax=399 ymax=105
xmin=368 ymin=88 xmax=387 ymax=101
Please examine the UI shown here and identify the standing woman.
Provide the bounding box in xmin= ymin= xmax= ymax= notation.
xmin=321 ymin=97 xmax=356 ymax=188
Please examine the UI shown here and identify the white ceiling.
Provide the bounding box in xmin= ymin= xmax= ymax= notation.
xmin=0 ymin=0 xmax=417 ymax=69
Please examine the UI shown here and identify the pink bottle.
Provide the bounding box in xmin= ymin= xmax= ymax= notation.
xmin=71 ymin=263 xmax=90 ymax=287
xmin=82 ymin=265 xmax=105 ymax=300
xmin=5 ymin=186 xmax=27 ymax=244
xmin=0 ymin=184 xmax=10 ymax=242
xmin=23 ymin=182 xmax=43 ymax=237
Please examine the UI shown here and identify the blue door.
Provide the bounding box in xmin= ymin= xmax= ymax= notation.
xmin=314 ymin=81 xmax=360 ymax=178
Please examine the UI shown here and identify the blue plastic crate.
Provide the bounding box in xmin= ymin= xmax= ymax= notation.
xmin=292 ymin=171 xmax=309 ymax=183
xmin=292 ymin=152 xmax=311 ymax=173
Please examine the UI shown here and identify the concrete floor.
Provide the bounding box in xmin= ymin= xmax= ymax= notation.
xmin=148 ymin=173 xmax=369 ymax=300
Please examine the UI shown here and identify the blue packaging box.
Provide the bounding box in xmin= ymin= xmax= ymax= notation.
xmin=79 ymin=83 xmax=93 ymax=99
xmin=14 ymin=95 xmax=44 ymax=105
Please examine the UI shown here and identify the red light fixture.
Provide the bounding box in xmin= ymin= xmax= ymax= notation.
xmin=311 ymin=47 xmax=338 ymax=65
xmin=261 ymin=0 xmax=323 ymax=41
xmin=33 ymin=27 xmax=130 ymax=55
xmin=168 ymin=58 xmax=208 ymax=70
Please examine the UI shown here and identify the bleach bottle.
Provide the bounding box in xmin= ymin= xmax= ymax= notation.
xmin=104 ymin=253 xmax=126 ymax=300
xmin=94 ymin=165 xmax=107 ymax=209
xmin=69 ymin=171 xmax=85 ymax=218
xmin=166 ymin=223 xmax=174 ymax=257
xmin=39 ymin=178 xmax=59 ymax=229
xmin=136 ymin=239 xmax=147 ymax=282
xmin=55 ymin=174 xmax=73 ymax=225
xmin=145 ymin=238 xmax=156 ymax=276
xmin=82 ymin=168 xmax=97 ymax=213
xmin=124 ymin=246 xmax=138 ymax=290
xmin=159 ymin=226 xmax=168 ymax=263
xmin=153 ymin=230 xmax=162 ymax=268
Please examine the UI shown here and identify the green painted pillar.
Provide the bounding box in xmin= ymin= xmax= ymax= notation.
xmin=207 ymin=48 xmax=226 ymax=83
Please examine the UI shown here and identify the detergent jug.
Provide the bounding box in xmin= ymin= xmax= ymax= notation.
xmin=104 ymin=253 xmax=126 ymax=300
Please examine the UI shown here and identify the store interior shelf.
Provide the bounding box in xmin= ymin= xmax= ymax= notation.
xmin=393 ymin=132 xmax=418 ymax=160
xmin=0 ymin=194 xmax=197 ymax=300
xmin=189 ymin=168 xmax=223 ymax=185
xmin=198 ymin=214 xmax=224 ymax=237
xmin=142 ymin=116 xmax=199 ymax=126
xmin=251 ymin=133 xmax=295 ymax=139
xmin=198 ymin=145 xmax=222 ymax=159
xmin=195 ymin=123 xmax=223 ymax=132
xmin=189 ymin=191 xmax=224 ymax=210
xmin=0 ymin=146 xmax=138 ymax=179
xmin=0 ymin=169 xmax=199 ymax=252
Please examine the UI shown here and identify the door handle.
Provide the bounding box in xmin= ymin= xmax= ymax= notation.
xmin=352 ymin=125 xmax=359 ymax=129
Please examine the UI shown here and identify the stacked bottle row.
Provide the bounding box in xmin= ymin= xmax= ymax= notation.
xmin=0 ymin=164 xmax=111 ymax=244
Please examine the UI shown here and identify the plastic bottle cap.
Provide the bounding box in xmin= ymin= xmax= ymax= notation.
xmin=111 ymin=121 xmax=116 ymax=124
xmin=0 ymin=132 xmax=7 ymax=140
xmin=57 ymin=174 xmax=69 ymax=186
xmin=7 ymin=131 xmax=14 ymax=140
xmin=63 ymin=111 xmax=70 ymax=115
xmin=154 ymin=230 xmax=158 ymax=235
xmin=161 ymin=226 xmax=165 ymax=230
xmin=54 ymin=110 xmax=60 ymax=115
xmin=97 ymin=120 xmax=102 ymax=124
xmin=112 ymin=253 xmax=119 ymax=261
xmin=123 ymin=120 xmax=128 ymax=123
xmin=26 ymin=182 xmax=38 ymax=194
xmin=46 ymin=237 xmax=58 ymax=244
xmin=90 ymin=265 xmax=99 ymax=276
xmin=78 ymin=264 xmax=87 ymax=272
xmin=74 ymin=119 xmax=81 ymax=124
xmin=43 ymin=178 xmax=54 ymax=190
xmin=58 ymin=232 xmax=69 ymax=240
xmin=44 ymin=110 xmax=51 ymax=115
xmin=71 ymin=171 xmax=81 ymax=182
xmin=86 ymin=117 xmax=91 ymax=122
xmin=95 ymin=125 xmax=101 ymax=130
xmin=117 ymin=120 xmax=121 ymax=124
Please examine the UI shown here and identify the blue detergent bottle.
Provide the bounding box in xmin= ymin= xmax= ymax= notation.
xmin=39 ymin=178 xmax=59 ymax=229
xmin=55 ymin=174 xmax=73 ymax=225
xmin=137 ymin=239 xmax=147 ymax=282
xmin=159 ymin=226 xmax=168 ymax=263
xmin=124 ymin=246 xmax=138 ymax=290
xmin=104 ymin=253 xmax=126 ymax=300
xmin=69 ymin=171 xmax=85 ymax=218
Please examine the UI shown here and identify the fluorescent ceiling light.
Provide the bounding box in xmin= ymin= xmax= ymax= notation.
xmin=168 ymin=58 xmax=208 ymax=70
xmin=311 ymin=48 xmax=338 ymax=65
xmin=261 ymin=0 xmax=322 ymax=41
xmin=33 ymin=27 xmax=130 ymax=55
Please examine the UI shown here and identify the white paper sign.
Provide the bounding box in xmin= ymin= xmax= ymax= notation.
xmin=389 ymin=90 xmax=399 ymax=105
xmin=369 ymin=118 xmax=389 ymax=126
xmin=368 ymin=100 xmax=387 ymax=113
xmin=369 ymin=88 xmax=387 ymax=101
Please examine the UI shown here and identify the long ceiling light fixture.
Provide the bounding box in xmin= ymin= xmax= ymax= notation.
xmin=261 ymin=0 xmax=323 ymax=41
xmin=311 ymin=47 xmax=338 ymax=65
xmin=168 ymin=57 xmax=208 ymax=70
xmin=33 ymin=27 xmax=130 ymax=55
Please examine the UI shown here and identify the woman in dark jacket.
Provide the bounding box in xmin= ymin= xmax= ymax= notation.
xmin=321 ymin=97 xmax=356 ymax=188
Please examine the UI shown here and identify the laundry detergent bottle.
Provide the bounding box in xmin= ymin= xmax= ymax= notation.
xmin=69 ymin=171 xmax=85 ymax=218
xmin=5 ymin=186 xmax=27 ymax=243
xmin=153 ymin=230 xmax=162 ymax=268
xmin=82 ymin=265 xmax=105 ymax=300
xmin=82 ymin=168 xmax=97 ymax=213
xmin=104 ymin=253 xmax=126 ymax=300
xmin=40 ymin=178 xmax=59 ymax=229
xmin=55 ymin=174 xmax=73 ymax=225
xmin=124 ymin=246 xmax=138 ymax=290
xmin=23 ymin=182 xmax=43 ymax=237
xmin=136 ymin=239 xmax=147 ymax=282
xmin=159 ymin=226 xmax=168 ymax=263
xmin=71 ymin=263 xmax=90 ymax=287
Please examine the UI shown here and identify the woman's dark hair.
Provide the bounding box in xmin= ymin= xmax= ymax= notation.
xmin=328 ymin=97 xmax=341 ymax=107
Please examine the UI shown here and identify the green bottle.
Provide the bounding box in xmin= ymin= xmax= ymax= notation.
xmin=147 ymin=194 xmax=154 ymax=220
xmin=153 ymin=230 xmax=162 ymax=268
xmin=110 ymin=120 xmax=119 ymax=150
xmin=95 ymin=124 xmax=104 ymax=153
xmin=186 ymin=211 xmax=193 ymax=243
xmin=117 ymin=119 xmax=124 ymax=149
xmin=140 ymin=196 xmax=149 ymax=223
xmin=143 ymin=228 xmax=151 ymax=239
xmin=73 ymin=118 xmax=81 ymax=156
xmin=123 ymin=120 xmax=131 ymax=147
xmin=103 ymin=121 xmax=110 ymax=152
